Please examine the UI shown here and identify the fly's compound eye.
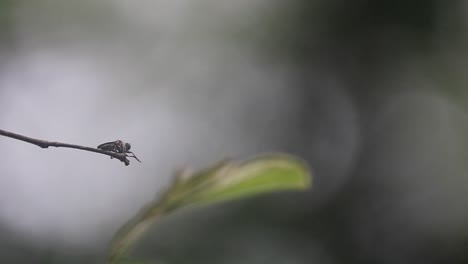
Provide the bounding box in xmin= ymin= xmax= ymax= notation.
xmin=124 ymin=143 xmax=131 ymax=152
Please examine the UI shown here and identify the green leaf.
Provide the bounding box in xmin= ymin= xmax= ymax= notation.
xmin=107 ymin=153 xmax=311 ymax=264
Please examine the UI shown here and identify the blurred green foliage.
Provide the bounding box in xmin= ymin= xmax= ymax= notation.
xmin=108 ymin=154 xmax=311 ymax=264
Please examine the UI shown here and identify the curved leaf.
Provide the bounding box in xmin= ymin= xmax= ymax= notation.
xmin=107 ymin=153 xmax=311 ymax=264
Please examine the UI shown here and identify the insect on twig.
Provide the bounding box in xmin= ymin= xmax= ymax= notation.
xmin=97 ymin=140 xmax=141 ymax=163
xmin=0 ymin=129 xmax=136 ymax=166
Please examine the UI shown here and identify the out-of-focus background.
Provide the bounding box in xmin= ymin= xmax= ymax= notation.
xmin=1 ymin=0 xmax=468 ymax=263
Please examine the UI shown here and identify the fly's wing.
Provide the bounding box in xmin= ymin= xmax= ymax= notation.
xmin=97 ymin=141 xmax=118 ymax=152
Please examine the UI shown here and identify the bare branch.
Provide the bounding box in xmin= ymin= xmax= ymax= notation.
xmin=0 ymin=129 xmax=131 ymax=166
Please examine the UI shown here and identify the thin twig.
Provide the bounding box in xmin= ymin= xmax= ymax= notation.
xmin=0 ymin=129 xmax=131 ymax=166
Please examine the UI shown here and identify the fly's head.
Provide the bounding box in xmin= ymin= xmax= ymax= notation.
xmin=124 ymin=142 xmax=131 ymax=152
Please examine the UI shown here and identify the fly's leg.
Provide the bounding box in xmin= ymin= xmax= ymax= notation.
xmin=126 ymin=151 xmax=141 ymax=162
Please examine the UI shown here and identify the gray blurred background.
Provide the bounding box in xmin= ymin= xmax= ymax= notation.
xmin=1 ymin=0 xmax=468 ymax=263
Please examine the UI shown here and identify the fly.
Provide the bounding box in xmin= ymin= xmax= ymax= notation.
xmin=97 ymin=140 xmax=141 ymax=162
